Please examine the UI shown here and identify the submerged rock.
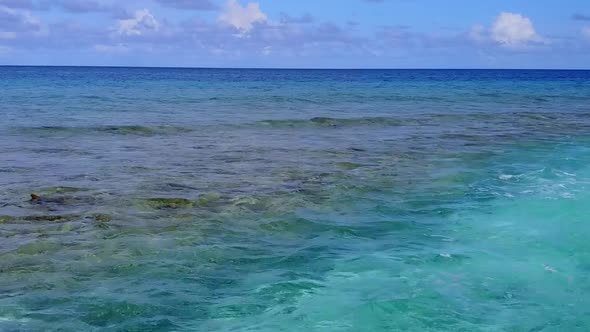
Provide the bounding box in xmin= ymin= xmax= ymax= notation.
xmin=92 ymin=214 xmax=112 ymax=229
xmin=93 ymin=213 xmax=112 ymax=223
xmin=29 ymin=191 xmax=97 ymax=206
xmin=29 ymin=187 xmax=86 ymax=202
xmin=29 ymin=195 xmax=72 ymax=205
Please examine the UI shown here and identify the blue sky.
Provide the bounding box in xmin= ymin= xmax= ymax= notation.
xmin=0 ymin=0 xmax=589 ymax=68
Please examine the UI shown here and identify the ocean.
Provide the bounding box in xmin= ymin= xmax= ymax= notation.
xmin=1 ymin=67 xmax=590 ymax=331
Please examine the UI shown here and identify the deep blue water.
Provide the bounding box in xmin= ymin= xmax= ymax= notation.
xmin=1 ymin=67 xmax=590 ymax=331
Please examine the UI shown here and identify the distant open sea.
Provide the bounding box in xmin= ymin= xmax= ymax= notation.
xmin=1 ymin=67 xmax=590 ymax=331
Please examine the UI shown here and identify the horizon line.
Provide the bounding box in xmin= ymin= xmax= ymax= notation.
xmin=1 ymin=64 xmax=589 ymax=71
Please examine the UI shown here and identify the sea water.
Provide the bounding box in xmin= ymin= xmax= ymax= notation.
xmin=0 ymin=67 xmax=589 ymax=331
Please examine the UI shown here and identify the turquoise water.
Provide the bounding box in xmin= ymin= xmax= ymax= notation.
xmin=1 ymin=67 xmax=590 ymax=331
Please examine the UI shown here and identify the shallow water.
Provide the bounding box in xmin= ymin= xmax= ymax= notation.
xmin=1 ymin=67 xmax=590 ymax=331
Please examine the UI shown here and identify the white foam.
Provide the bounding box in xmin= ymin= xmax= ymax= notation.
xmin=543 ymin=264 xmax=558 ymax=273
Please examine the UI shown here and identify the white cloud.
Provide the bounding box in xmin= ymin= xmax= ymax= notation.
xmin=0 ymin=5 xmax=44 ymax=35
xmin=218 ymin=0 xmax=266 ymax=32
xmin=117 ymin=9 xmax=159 ymax=36
xmin=491 ymin=12 xmax=541 ymax=47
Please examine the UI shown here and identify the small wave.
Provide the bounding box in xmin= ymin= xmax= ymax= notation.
xmin=17 ymin=125 xmax=192 ymax=136
xmin=256 ymin=116 xmax=405 ymax=128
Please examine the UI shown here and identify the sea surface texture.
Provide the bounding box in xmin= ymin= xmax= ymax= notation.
xmin=1 ymin=67 xmax=590 ymax=331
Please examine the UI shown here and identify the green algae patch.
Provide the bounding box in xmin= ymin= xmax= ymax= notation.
xmin=193 ymin=193 xmax=223 ymax=207
xmin=15 ymin=241 xmax=62 ymax=255
xmin=143 ymin=198 xmax=196 ymax=209
xmin=42 ymin=186 xmax=85 ymax=194
xmin=0 ymin=214 xmax=79 ymax=224
xmin=0 ymin=215 xmax=16 ymax=224
xmin=95 ymin=222 xmax=110 ymax=230
xmin=258 ymin=217 xmax=330 ymax=235
xmin=21 ymin=214 xmax=79 ymax=223
xmin=336 ymin=162 xmax=363 ymax=170
xmin=82 ymin=301 xmax=161 ymax=327
xmin=141 ymin=193 xmax=223 ymax=210
xmin=170 ymin=213 xmax=197 ymax=219
xmin=60 ymin=223 xmax=75 ymax=232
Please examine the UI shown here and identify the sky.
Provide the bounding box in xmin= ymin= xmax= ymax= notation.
xmin=0 ymin=0 xmax=589 ymax=68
